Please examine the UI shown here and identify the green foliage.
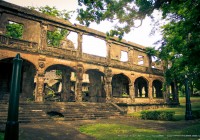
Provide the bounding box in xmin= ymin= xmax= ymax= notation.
xmin=79 ymin=123 xmax=159 ymax=140
xmin=145 ymin=47 xmax=158 ymax=57
xmin=180 ymin=124 xmax=200 ymax=135
xmin=6 ymin=22 xmax=23 ymax=39
xmin=78 ymin=0 xmax=200 ymax=93
xmin=129 ymin=97 xmax=200 ymax=121
xmin=47 ymin=29 xmax=68 ymax=47
xmin=192 ymin=110 xmax=200 ymax=119
xmin=157 ymin=0 xmax=200 ymax=90
xmin=79 ymin=122 xmax=200 ymax=140
xmin=28 ymin=5 xmax=72 ymax=20
xmin=121 ymin=91 xmax=129 ymax=97
xmin=28 ymin=6 xmax=70 ymax=47
xmin=141 ymin=110 xmax=175 ymax=121
xmin=56 ymin=70 xmax=62 ymax=76
xmin=77 ymin=0 xmax=154 ymax=38
xmin=0 ymin=133 xmax=4 ymax=140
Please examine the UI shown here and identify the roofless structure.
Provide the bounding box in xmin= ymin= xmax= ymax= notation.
xmin=0 ymin=1 xmax=179 ymax=112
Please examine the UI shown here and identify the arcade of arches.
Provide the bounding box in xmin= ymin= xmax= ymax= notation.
xmin=0 ymin=57 xmax=166 ymax=104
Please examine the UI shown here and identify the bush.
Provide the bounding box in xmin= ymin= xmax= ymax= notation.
xmin=192 ymin=110 xmax=200 ymax=119
xmin=141 ymin=110 xmax=175 ymax=121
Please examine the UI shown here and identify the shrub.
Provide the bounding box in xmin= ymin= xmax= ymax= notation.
xmin=141 ymin=110 xmax=175 ymax=121
xmin=192 ymin=110 xmax=200 ymax=119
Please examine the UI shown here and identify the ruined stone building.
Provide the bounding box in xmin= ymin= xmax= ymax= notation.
xmin=0 ymin=1 xmax=179 ymax=110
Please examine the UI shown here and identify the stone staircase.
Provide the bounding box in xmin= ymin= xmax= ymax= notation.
xmin=0 ymin=94 xmax=124 ymax=123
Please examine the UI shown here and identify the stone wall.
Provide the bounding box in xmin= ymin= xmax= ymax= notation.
xmin=0 ymin=1 xmax=178 ymax=105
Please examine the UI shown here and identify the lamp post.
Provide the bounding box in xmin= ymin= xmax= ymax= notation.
xmin=4 ymin=54 xmax=23 ymax=140
xmin=185 ymin=75 xmax=192 ymax=120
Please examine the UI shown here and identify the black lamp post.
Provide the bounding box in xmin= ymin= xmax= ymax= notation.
xmin=4 ymin=54 xmax=23 ymax=140
xmin=185 ymin=75 xmax=193 ymax=120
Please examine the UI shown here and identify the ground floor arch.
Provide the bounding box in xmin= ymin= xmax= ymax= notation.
xmin=134 ymin=77 xmax=148 ymax=98
xmin=44 ymin=64 xmax=76 ymax=102
xmin=112 ymin=73 xmax=130 ymax=97
xmin=0 ymin=57 xmax=36 ymax=100
xmin=85 ymin=69 xmax=106 ymax=102
xmin=153 ymin=80 xmax=163 ymax=98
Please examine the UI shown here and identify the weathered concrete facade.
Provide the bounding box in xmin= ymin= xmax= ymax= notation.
xmin=0 ymin=1 xmax=176 ymax=106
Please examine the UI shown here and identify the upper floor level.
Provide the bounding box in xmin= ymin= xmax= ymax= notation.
xmin=0 ymin=1 xmax=163 ymax=75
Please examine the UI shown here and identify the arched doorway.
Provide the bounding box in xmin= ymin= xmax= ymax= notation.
xmin=85 ymin=69 xmax=106 ymax=102
xmin=45 ymin=65 xmax=75 ymax=102
xmin=134 ymin=77 xmax=148 ymax=98
xmin=153 ymin=80 xmax=163 ymax=98
xmin=0 ymin=57 xmax=36 ymax=101
xmin=111 ymin=74 xmax=130 ymax=97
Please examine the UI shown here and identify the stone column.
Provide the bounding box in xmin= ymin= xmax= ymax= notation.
xmin=106 ymin=41 xmax=111 ymax=63
xmin=128 ymin=47 xmax=133 ymax=65
xmin=0 ymin=14 xmax=8 ymax=34
xmin=129 ymin=83 xmax=135 ymax=102
xmin=61 ymin=69 xmax=71 ymax=102
xmin=35 ymin=58 xmax=46 ymax=102
xmin=75 ymin=64 xmax=83 ymax=102
xmin=148 ymin=79 xmax=153 ymax=100
xmin=104 ymin=68 xmax=112 ymax=102
xmin=40 ymin=23 xmax=47 ymax=50
xmin=35 ymin=74 xmax=45 ymax=102
xmin=77 ymin=32 xmax=83 ymax=58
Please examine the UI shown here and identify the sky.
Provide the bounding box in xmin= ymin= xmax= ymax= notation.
xmin=4 ymin=0 xmax=163 ymax=56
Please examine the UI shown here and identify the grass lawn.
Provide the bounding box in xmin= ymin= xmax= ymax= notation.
xmin=79 ymin=97 xmax=200 ymax=140
xmin=79 ymin=123 xmax=200 ymax=140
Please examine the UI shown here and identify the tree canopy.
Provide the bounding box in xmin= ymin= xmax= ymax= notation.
xmin=76 ymin=0 xmax=200 ymax=92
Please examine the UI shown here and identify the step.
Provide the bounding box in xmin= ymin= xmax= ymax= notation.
xmin=0 ymin=101 xmax=124 ymax=123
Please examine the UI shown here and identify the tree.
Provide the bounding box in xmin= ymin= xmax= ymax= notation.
xmin=145 ymin=47 xmax=158 ymax=68
xmin=28 ymin=5 xmax=72 ymax=20
xmin=76 ymin=0 xmax=200 ymax=93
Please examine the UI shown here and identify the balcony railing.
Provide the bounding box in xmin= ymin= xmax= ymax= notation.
xmin=0 ymin=35 xmax=38 ymax=51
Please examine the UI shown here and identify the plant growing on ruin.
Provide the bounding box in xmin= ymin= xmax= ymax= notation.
xmin=28 ymin=6 xmax=71 ymax=47
xmin=6 ymin=21 xmax=23 ymax=39
xmin=47 ymin=28 xmax=68 ymax=47
xmin=121 ymin=90 xmax=129 ymax=97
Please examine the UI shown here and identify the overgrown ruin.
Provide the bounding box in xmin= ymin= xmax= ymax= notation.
xmin=0 ymin=1 xmax=179 ymax=112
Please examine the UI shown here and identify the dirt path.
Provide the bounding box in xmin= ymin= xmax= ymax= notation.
xmin=19 ymin=121 xmax=96 ymax=140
